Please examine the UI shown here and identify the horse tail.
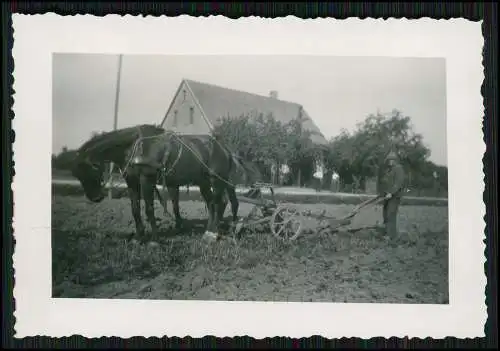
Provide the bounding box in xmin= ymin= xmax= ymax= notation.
xmin=230 ymin=154 xmax=261 ymax=186
xmin=210 ymin=136 xmax=260 ymax=186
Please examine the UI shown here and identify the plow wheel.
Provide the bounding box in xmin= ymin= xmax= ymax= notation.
xmin=270 ymin=205 xmax=304 ymax=241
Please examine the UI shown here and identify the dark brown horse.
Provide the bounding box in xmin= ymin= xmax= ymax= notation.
xmin=127 ymin=129 xmax=253 ymax=242
xmin=71 ymin=124 xmax=255 ymax=244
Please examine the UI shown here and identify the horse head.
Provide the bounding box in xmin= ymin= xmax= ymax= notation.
xmin=71 ymin=152 xmax=107 ymax=203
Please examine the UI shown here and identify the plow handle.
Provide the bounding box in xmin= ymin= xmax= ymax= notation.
xmin=342 ymin=195 xmax=385 ymax=220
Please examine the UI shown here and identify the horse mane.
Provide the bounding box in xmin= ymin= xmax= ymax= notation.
xmin=77 ymin=124 xmax=166 ymax=157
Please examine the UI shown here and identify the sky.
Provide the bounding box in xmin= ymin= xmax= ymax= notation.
xmin=53 ymin=54 xmax=447 ymax=166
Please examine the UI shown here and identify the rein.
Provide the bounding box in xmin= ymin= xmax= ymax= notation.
xmin=99 ymin=128 xmax=244 ymax=214
xmin=121 ymin=130 xmax=239 ymax=190
xmin=168 ymin=133 xmax=238 ymax=189
xmin=160 ymin=141 xmax=184 ymax=199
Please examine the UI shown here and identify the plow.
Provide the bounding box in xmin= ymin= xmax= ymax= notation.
xmin=233 ymin=182 xmax=387 ymax=241
xmin=96 ymin=129 xmax=388 ymax=242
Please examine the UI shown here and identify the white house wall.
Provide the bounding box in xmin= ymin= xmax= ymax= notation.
xmin=161 ymin=81 xmax=211 ymax=135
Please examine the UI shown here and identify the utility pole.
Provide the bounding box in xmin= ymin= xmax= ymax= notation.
xmin=297 ymin=105 xmax=303 ymax=188
xmin=108 ymin=53 xmax=123 ymax=199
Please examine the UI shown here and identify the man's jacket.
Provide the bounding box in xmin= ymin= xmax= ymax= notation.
xmin=377 ymin=162 xmax=406 ymax=197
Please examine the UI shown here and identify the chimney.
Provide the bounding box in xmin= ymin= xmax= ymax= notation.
xmin=269 ymin=90 xmax=278 ymax=100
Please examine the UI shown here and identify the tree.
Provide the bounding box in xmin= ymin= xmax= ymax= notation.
xmin=282 ymin=118 xmax=319 ymax=186
xmin=354 ymin=110 xmax=430 ymax=176
xmin=212 ymin=112 xmax=322 ymax=186
xmin=407 ymin=160 xmax=448 ymax=196
xmin=213 ymin=113 xmax=288 ymax=183
xmin=322 ymin=110 xmax=431 ymax=192
xmin=52 ymin=146 xmax=78 ymax=170
xmin=322 ymin=130 xmax=356 ymax=190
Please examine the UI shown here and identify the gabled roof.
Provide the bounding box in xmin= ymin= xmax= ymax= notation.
xmin=165 ymin=79 xmax=328 ymax=145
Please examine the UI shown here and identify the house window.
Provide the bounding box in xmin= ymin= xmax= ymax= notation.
xmin=182 ymin=89 xmax=187 ymax=102
xmin=173 ymin=110 xmax=178 ymax=127
xmin=189 ymin=106 xmax=194 ymax=125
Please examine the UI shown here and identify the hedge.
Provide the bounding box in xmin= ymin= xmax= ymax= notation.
xmin=52 ymin=182 xmax=448 ymax=207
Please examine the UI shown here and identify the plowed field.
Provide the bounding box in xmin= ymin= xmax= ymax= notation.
xmin=52 ymin=195 xmax=449 ymax=303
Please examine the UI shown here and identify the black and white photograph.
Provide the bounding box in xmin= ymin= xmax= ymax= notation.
xmin=12 ymin=15 xmax=486 ymax=339
xmin=51 ymin=53 xmax=450 ymax=304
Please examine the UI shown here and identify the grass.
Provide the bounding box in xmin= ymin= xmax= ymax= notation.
xmin=52 ymin=196 xmax=449 ymax=303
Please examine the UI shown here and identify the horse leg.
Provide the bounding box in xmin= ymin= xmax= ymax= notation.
xmin=141 ymin=174 xmax=159 ymax=243
xmin=219 ymin=191 xmax=229 ymax=223
xmin=126 ymin=177 xmax=145 ymax=242
xmin=168 ymin=186 xmax=183 ymax=231
xmin=211 ymin=182 xmax=227 ymax=236
xmin=226 ymin=186 xmax=239 ymax=224
xmin=199 ymin=183 xmax=214 ymax=235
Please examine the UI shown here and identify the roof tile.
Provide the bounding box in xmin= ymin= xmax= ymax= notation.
xmin=185 ymin=79 xmax=328 ymax=145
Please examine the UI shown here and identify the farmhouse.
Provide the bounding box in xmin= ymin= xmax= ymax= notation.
xmin=160 ymin=79 xmax=328 ymax=186
xmin=160 ymin=79 xmax=328 ymax=146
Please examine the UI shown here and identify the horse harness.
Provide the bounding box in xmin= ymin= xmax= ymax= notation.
xmin=120 ymin=127 xmax=238 ymax=193
xmin=132 ymin=127 xmax=185 ymax=191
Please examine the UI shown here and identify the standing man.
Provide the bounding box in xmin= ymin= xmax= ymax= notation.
xmin=377 ymin=150 xmax=407 ymax=238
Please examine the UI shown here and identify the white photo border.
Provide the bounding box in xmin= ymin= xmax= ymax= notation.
xmin=11 ymin=14 xmax=486 ymax=339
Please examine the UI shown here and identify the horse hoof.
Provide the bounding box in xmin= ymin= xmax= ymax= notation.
xmin=202 ymin=231 xmax=218 ymax=242
xmin=147 ymin=241 xmax=160 ymax=248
